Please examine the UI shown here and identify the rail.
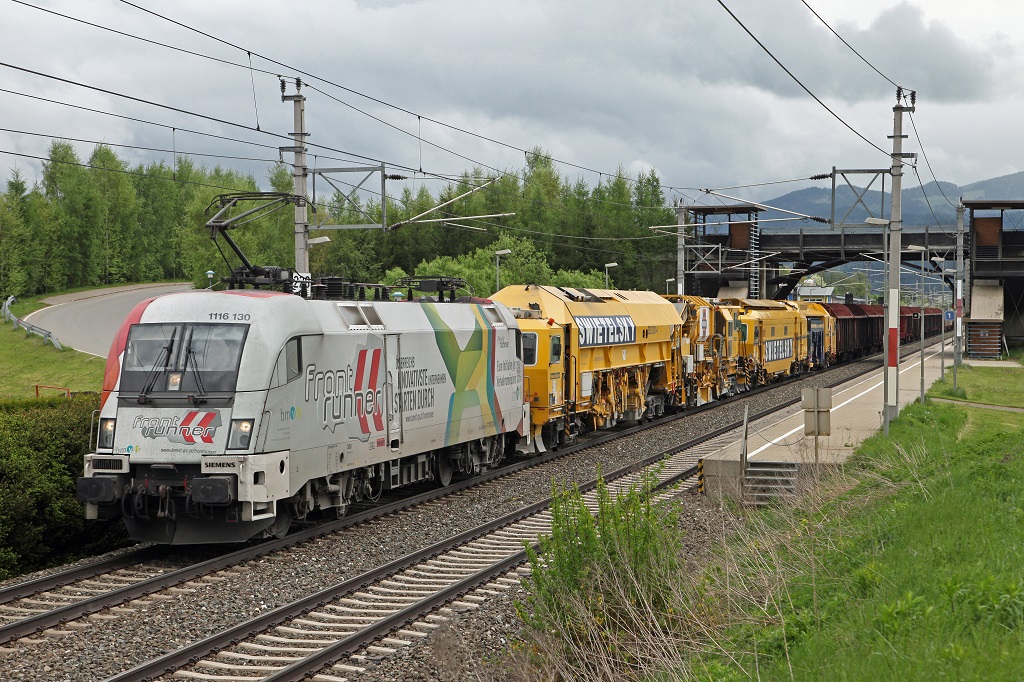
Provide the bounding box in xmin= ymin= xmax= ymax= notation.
xmin=2 ymin=296 xmax=62 ymax=350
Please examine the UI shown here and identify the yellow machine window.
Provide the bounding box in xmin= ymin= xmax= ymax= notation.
xmin=523 ymin=333 xmax=538 ymax=366
xmin=550 ymin=335 xmax=562 ymax=364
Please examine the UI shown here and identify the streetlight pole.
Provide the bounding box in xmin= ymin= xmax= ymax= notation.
xmin=666 ymin=277 xmax=676 ymax=294
xmin=604 ymin=262 xmax=618 ymax=288
xmin=918 ymin=248 xmax=926 ymax=405
xmin=954 ymin=203 xmax=964 ymax=391
xmin=494 ymin=249 xmax=511 ymax=293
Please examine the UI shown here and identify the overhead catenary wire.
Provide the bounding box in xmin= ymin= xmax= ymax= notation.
xmin=911 ymin=164 xmax=956 ymax=235
xmin=800 ymin=1 xmax=957 ymax=213
xmin=799 ymin=0 xmax=902 ymax=90
xmin=7 ymin=0 xmax=871 ymax=242
xmin=0 ymin=61 xmax=391 ymax=165
xmin=0 ymin=147 xmax=260 ymax=194
xmin=714 ymin=0 xmax=889 ymax=157
xmin=10 ymin=0 xmax=840 ymax=217
xmin=0 ymin=126 xmax=284 ymax=165
xmin=907 ymin=112 xmax=957 ymax=209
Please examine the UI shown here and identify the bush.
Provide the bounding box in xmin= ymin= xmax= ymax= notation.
xmin=517 ymin=472 xmax=697 ymax=679
xmin=0 ymin=395 xmax=128 ymax=579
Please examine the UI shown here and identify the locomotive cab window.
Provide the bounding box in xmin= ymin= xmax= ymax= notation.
xmin=285 ymin=337 xmax=302 ymax=382
xmin=121 ymin=323 xmax=248 ymax=395
xmin=522 ymin=332 xmax=538 ymax=366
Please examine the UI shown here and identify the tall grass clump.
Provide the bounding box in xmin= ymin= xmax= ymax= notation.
xmin=514 ymin=472 xmax=720 ymax=681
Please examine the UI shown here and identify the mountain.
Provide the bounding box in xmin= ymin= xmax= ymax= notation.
xmin=758 ymin=171 xmax=1024 ymax=228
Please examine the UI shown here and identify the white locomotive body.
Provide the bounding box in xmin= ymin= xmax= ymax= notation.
xmin=77 ymin=289 xmax=525 ymax=544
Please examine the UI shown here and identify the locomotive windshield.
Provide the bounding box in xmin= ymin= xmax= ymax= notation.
xmin=121 ymin=323 xmax=248 ymax=395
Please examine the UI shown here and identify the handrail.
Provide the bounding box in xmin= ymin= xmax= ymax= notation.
xmin=2 ymin=296 xmax=62 ymax=350
xmin=35 ymin=385 xmax=71 ymax=398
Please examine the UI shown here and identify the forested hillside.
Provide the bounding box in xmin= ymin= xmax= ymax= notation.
xmin=0 ymin=142 xmax=679 ymax=297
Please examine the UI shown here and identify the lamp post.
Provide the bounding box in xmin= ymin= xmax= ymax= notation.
xmin=494 ymin=249 xmax=511 ymax=293
xmin=907 ymin=245 xmax=928 ymax=405
xmin=666 ymin=277 xmax=675 ymax=294
xmin=206 ymin=270 xmax=215 ymax=289
xmin=604 ymin=262 xmax=618 ymax=288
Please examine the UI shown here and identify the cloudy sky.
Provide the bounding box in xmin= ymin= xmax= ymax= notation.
xmin=1 ymin=0 xmax=1020 ymax=207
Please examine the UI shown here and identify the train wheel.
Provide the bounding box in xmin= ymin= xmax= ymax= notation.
xmin=266 ymin=508 xmax=291 ymax=539
xmin=435 ymin=453 xmax=453 ymax=488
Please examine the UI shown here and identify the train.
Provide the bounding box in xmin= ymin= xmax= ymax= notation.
xmin=74 ymin=272 xmax=948 ymax=544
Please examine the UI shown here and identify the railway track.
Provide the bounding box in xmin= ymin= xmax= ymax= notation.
xmin=0 ymin=353 xmax=890 ymax=676
xmin=115 ymin=422 xmax=712 ymax=681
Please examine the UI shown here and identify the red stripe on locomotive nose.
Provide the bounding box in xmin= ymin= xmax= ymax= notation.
xmin=197 ymin=412 xmax=218 ymax=444
xmin=369 ymin=348 xmax=384 ymax=432
xmin=179 ymin=411 xmax=200 ymax=444
xmin=354 ymin=349 xmax=370 ymax=435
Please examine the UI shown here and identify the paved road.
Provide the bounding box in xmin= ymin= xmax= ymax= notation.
xmin=25 ymin=283 xmax=193 ymax=357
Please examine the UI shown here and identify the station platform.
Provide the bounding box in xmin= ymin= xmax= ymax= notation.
xmin=700 ymin=339 xmax=995 ymax=499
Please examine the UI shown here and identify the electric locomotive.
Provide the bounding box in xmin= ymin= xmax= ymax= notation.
xmin=76 ymin=283 xmax=525 ymax=544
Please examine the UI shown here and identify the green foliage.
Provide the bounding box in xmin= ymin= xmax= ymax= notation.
xmin=0 ymin=396 xmax=128 ymax=578
xmin=3 ymin=140 xmax=679 ymax=300
xmin=412 ymin=234 xmax=604 ymax=296
xmin=0 ymin=324 xmax=105 ymax=399
xmin=518 ymin=471 xmax=686 ymax=669
xmin=695 ymin=400 xmax=1024 ymax=681
xmin=929 ymin=364 xmax=1024 ymax=407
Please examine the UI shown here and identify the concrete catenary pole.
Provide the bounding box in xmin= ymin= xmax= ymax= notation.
xmin=282 ymin=79 xmax=309 ymax=273
xmin=884 ymin=90 xmax=915 ymax=435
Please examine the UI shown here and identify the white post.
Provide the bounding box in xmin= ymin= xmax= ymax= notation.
xmin=604 ymin=262 xmax=617 ymax=288
xmin=495 ymin=249 xmax=511 ymax=293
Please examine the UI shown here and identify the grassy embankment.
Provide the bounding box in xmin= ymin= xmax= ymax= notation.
xmin=0 ymin=294 xmax=126 ymax=576
xmin=510 ymin=358 xmax=1024 ymax=681
xmin=1 ymin=295 xmax=105 ymax=399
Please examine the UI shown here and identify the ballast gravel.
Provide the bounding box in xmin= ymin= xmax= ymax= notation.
xmin=1 ymin=361 xmax=871 ymax=681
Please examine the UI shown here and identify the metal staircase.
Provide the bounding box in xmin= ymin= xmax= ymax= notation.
xmin=748 ymin=223 xmax=761 ymax=299
xmin=742 ymin=460 xmax=799 ymax=506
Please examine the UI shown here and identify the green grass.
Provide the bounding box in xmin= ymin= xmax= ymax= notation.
xmin=930 ymin=365 xmax=1024 ymax=407
xmin=759 ymin=405 xmax=1024 ymax=680
xmin=689 ymin=385 xmax=1024 ymax=681
xmin=0 ymin=323 xmax=106 ymax=399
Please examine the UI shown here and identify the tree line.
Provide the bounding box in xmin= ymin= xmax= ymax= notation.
xmin=0 ymin=142 xmax=679 ymax=298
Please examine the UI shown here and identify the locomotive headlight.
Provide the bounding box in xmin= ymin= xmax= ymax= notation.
xmin=227 ymin=419 xmax=254 ymax=450
xmin=98 ymin=418 xmax=116 ymax=450
xmin=167 ymin=372 xmax=183 ymax=391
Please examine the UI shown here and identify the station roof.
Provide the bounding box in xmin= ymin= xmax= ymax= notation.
xmin=962 ymin=200 xmax=1024 ymax=211
xmin=678 ymin=203 xmax=764 ymax=216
